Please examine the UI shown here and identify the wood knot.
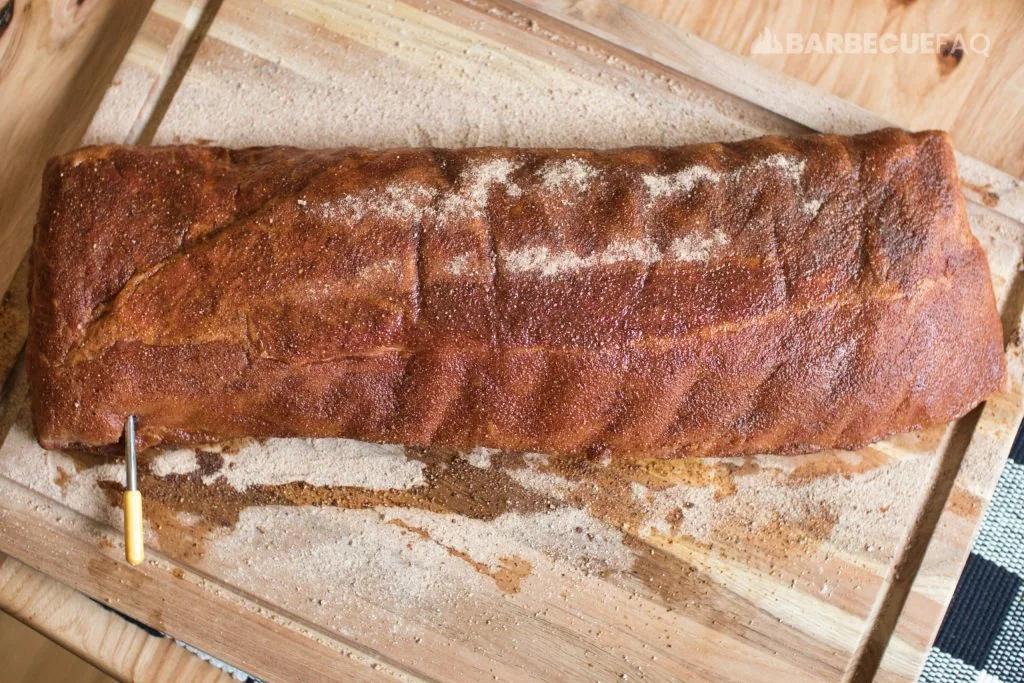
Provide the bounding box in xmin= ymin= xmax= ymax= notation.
xmin=0 ymin=2 xmax=12 ymax=38
xmin=938 ymin=39 xmax=965 ymax=76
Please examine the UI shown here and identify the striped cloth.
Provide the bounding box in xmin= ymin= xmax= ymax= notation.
xmin=920 ymin=420 xmax=1024 ymax=683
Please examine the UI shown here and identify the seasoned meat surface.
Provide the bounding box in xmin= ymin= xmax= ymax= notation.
xmin=28 ymin=129 xmax=1006 ymax=455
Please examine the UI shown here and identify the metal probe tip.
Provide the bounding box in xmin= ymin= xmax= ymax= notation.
xmin=125 ymin=415 xmax=137 ymax=491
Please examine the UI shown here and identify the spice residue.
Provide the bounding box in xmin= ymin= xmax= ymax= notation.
xmin=389 ymin=518 xmax=533 ymax=593
xmin=0 ymin=393 xmax=946 ymax=643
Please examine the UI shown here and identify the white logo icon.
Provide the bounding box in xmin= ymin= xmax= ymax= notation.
xmin=751 ymin=27 xmax=784 ymax=55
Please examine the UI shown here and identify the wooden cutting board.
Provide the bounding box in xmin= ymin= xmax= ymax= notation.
xmin=0 ymin=0 xmax=1021 ymax=680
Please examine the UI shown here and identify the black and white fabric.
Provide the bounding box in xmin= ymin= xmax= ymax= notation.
xmin=920 ymin=420 xmax=1024 ymax=683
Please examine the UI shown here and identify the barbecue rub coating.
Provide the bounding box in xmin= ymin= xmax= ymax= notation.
xmin=29 ymin=129 xmax=1006 ymax=456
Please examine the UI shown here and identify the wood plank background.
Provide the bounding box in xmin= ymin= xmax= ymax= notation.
xmin=620 ymin=0 xmax=1024 ymax=177
xmin=0 ymin=606 xmax=112 ymax=683
xmin=0 ymin=0 xmax=152 ymax=296
xmin=0 ymin=553 xmax=233 ymax=682
xmin=0 ymin=0 xmax=1021 ymax=681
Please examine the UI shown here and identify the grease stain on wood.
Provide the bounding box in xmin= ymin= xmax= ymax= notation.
xmin=962 ymin=180 xmax=1001 ymax=207
xmin=946 ymin=486 xmax=981 ymax=519
xmin=389 ymin=518 xmax=533 ymax=593
xmin=54 ymin=465 xmax=72 ymax=493
xmin=787 ymin=448 xmax=889 ymax=483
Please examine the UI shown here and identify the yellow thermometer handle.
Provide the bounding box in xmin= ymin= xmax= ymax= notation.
xmin=123 ymin=490 xmax=144 ymax=566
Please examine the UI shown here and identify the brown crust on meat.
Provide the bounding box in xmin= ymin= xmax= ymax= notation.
xmin=28 ymin=128 xmax=1006 ymax=456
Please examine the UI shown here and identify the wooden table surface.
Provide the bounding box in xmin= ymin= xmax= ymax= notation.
xmin=0 ymin=1 xmax=1020 ymax=680
xmin=620 ymin=0 xmax=1024 ymax=178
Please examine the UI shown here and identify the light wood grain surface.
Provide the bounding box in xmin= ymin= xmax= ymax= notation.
xmin=0 ymin=0 xmax=1020 ymax=681
xmin=619 ymin=0 xmax=1024 ymax=178
xmin=0 ymin=0 xmax=152 ymax=297
xmin=0 ymin=592 xmax=112 ymax=683
xmin=0 ymin=553 xmax=233 ymax=683
xmin=1 ymin=1 xmax=1022 ymax=681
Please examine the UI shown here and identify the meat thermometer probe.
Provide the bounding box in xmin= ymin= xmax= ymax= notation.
xmin=123 ymin=416 xmax=144 ymax=565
